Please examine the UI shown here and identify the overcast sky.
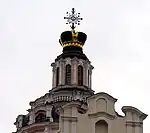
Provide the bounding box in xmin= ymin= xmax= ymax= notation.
xmin=0 ymin=0 xmax=150 ymax=132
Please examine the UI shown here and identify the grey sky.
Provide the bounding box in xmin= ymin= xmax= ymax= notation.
xmin=0 ymin=0 xmax=150 ymax=132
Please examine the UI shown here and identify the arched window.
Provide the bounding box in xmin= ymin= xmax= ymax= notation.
xmin=65 ymin=64 xmax=71 ymax=84
xmin=95 ymin=120 xmax=108 ymax=133
xmin=78 ymin=65 xmax=83 ymax=86
xmin=56 ymin=67 xmax=59 ymax=86
xmin=35 ymin=111 xmax=46 ymax=123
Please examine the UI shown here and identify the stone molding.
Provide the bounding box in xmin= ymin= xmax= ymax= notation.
xmin=32 ymin=105 xmax=46 ymax=114
xmin=88 ymin=111 xmax=115 ymax=120
xmin=52 ymin=84 xmax=93 ymax=92
xmin=61 ymin=116 xmax=78 ymax=122
xmin=19 ymin=122 xmax=59 ymax=133
xmin=61 ymin=101 xmax=82 ymax=109
xmin=122 ymin=106 xmax=148 ymax=120
xmin=126 ymin=121 xmax=143 ymax=127
xmin=29 ymin=87 xmax=93 ymax=110
xmin=30 ymin=96 xmax=45 ymax=109
xmin=88 ymin=92 xmax=117 ymax=102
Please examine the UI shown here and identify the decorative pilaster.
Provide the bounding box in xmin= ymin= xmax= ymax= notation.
xmin=126 ymin=121 xmax=143 ymax=133
xmin=72 ymin=58 xmax=77 ymax=84
xmin=85 ymin=63 xmax=88 ymax=87
xmin=89 ymin=69 xmax=92 ymax=88
xmin=63 ymin=121 xmax=70 ymax=133
xmin=59 ymin=102 xmax=80 ymax=133
xmin=71 ymin=107 xmax=78 ymax=133
xmin=28 ymin=111 xmax=35 ymax=125
xmin=46 ymin=106 xmax=53 ymax=122
xmin=83 ymin=62 xmax=86 ymax=86
xmin=51 ymin=63 xmax=56 ymax=88
xmin=62 ymin=61 xmax=65 ymax=85
xmin=135 ymin=123 xmax=142 ymax=133
xmin=59 ymin=62 xmax=63 ymax=85
xmin=126 ymin=121 xmax=134 ymax=133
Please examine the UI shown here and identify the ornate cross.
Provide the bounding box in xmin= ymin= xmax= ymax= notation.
xmin=64 ymin=8 xmax=83 ymax=30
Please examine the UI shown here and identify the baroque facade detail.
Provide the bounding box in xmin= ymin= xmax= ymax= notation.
xmin=51 ymin=57 xmax=93 ymax=89
xmin=13 ymin=8 xmax=147 ymax=133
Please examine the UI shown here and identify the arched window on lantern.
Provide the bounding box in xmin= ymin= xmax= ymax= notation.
xmin=56 ymin=67 xmax=59 ymax=86
xmin=65 ymin=64 xmax=71 ymax=84
xmin=78 ymin=65 xmax=83 ymax=86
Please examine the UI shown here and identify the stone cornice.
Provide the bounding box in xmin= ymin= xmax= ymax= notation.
xmin=62 ymin=101 xmax=81 ymax=109
xmin=28 ymin=86 xmax=94 ymax=110
xmin=88 ymin=112 xmax=115 ymax=120
xmin=88 ymin=92 xmax=117 ymax=102
xmin=122 ymin=106 xmax=148 ymax=121
xmin=61 ymin=116 xmax=78 ymax=122
xmin=19 ymin=122 xmax=59 ymax=133
xmin=126 ymin=121 xmax=143 ymax=127
xmin=51 ymin=84 xmax=94 ymax=93
xmin=29 ymin=94 xmax=48 ymax=107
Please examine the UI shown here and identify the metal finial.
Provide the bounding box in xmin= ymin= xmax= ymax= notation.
xmin=64 ymin=8 xmax=83 ymax=30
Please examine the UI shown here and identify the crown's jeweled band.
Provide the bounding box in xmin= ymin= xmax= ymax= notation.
xmin=61 ymin=42 xmax=83 ymax=48
xmin=60 ymin=31 xmax=84 ymax=48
